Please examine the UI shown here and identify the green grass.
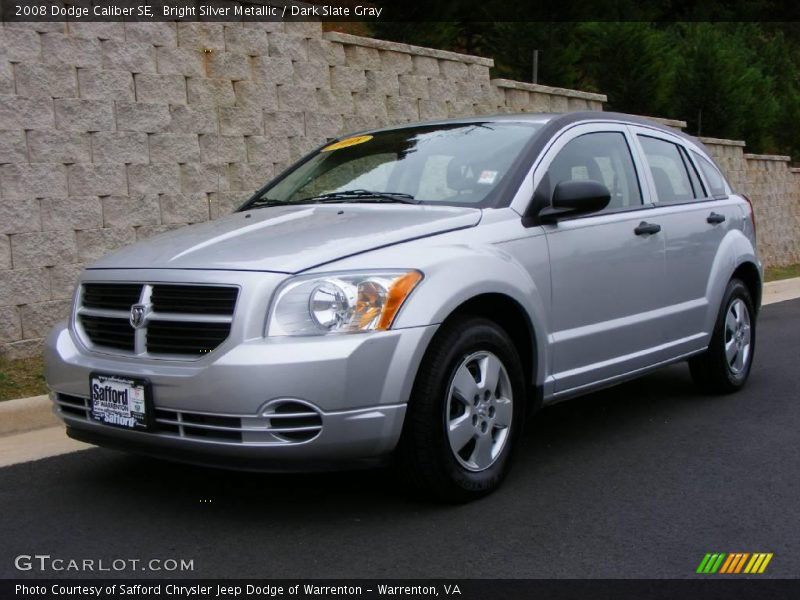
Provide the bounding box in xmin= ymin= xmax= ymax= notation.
xmin=765 ymin=263 xmax=800 ymax=282
xmin=0 ymin=355 xmax=47 ymax=401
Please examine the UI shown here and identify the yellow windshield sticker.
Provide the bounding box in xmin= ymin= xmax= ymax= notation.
xmin=322 ymin=135 xmax=373 ymax=152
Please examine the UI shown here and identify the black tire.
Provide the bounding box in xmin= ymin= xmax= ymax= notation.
xmin=396 ymin=315 xmax=526 ymax=502
xmin=689 ymin=278 xmax=756 ymax=394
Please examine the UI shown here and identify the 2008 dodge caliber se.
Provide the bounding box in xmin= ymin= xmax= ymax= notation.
xmin=45 ymin=112 xmax=761 ymax=501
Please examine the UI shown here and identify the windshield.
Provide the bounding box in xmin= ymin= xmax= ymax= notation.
xmin=241 ymin=122 xmax=541 ymax=209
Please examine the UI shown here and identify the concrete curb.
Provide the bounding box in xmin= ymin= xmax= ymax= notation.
xmin=2 ymin=276 xmax=799 ymax=438
xmin=0 ymin=395 xmax=57 ymax=436
xmin=763 ymin=276 xmax=800 ymax=306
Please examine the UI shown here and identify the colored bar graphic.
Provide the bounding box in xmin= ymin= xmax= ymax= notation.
xmin=701 ymin=552 xmax=773 ymax=574
xmin=745 ymin=554 xmax=761 ymax=573
xmin=703 ymin=552 xmax=725 ymax=573
xmin=702 ymin=554 xmax=720 ymax=574
xmin=758 ymin=553 xmax=773 ymax=573
xmin=744 ymin=552 xmax=761 ymax=573
xmin=729 ymin=554 xmax=740 ymax=573
xmin=719 ymin=554 xmax=736 ymax=574
xmin=734 ymin=553 xmax=749 ymax=573
xmin=696 ymin=554 xmax=713 ymax=574
xmin=710 ymin=554 xmax=726 ymax=573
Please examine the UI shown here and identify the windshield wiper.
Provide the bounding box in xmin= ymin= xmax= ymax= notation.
xmin=297 ymin=189 xmax=420 ymax=204
xmin=246 ymin=190 xmax=420 ymax=210
xmin=247 ymin=198 xmax=287 ymax=208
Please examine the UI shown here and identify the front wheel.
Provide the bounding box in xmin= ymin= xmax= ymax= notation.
xmin=396 ymin=316 xmax=526 ymax=502
xmin=689 ymin=278 xmax=756 ymax=393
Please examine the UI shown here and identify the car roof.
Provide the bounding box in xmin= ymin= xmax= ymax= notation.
xmin=357 ymin=111 xmax=711 ymax=159
xmin=367 ymin=110 xmax=673 ymax=135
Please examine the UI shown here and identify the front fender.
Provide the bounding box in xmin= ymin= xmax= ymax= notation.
xmin=303 ymin=215 xmax=552 ymax=389
xmin=390 ymin=245 xmax=550 ymax=388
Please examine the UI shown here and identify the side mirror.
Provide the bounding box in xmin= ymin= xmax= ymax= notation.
xmin=539 ymin=180 xmax=611 ymax=224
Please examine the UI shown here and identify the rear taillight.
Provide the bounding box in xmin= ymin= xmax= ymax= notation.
xmin=742 ymin=194 xmax=756 ymax=237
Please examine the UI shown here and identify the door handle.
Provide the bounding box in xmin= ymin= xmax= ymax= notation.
xmin=707 ymin=212 xmax=726 ymax=224
xmin=634 ymin=221 xmax=661 ymax=235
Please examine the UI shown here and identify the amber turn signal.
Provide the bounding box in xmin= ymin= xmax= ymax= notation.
xmin=377 ymin=271 xmax=423 ymax=330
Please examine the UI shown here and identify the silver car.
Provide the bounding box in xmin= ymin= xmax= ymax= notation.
xmin=45 ymin=112 xmax=761 ymax=501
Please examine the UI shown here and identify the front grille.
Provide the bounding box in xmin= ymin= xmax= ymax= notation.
xmin=55 ymin=393 xmax=90 ymax=418
xmin=82 ymin=283 xmax=142 ymax=311
xmin=154 ymin=409 xmax=243 ymax=442
xmin=54 ymin=394 xmax=324 ymax=445
xmin=151 ymin=285 xmax=238 ymax=315
xmin=146 ymin=321 xmax=232 ymax=355
xmin=76 ymin=282 xmax=238 ymax=358
xmin=80 ymin=315 xmax=135 ymax=352
xmin=155 ymin=400 xmax=323 ymax=443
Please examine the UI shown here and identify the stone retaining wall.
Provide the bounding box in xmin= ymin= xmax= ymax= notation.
xmin=0 ymin=17 xmax=797 ymax=358
xmin=700 ymin=138 xmax=800 ymax=268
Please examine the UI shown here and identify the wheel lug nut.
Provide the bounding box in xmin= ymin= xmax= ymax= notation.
xmin=481 ymin=421 xmax=488 ymax=433
xmin=473 ymin=394 xmax=480 ymax=405
xmin=472 ymin=415 xmax=478 ymax=426
xmin=489 ymin=406 xmax=495 ymax=418
xmin=484 ymin=390 xmax=491 ymax=400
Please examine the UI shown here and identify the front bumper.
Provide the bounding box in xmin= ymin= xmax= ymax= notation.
xmin=45 ymin=320 xmax=438 ymax=471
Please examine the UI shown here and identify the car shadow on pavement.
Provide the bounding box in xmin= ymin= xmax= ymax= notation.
xmin=64 ymin=361 xmax=723 ymax=512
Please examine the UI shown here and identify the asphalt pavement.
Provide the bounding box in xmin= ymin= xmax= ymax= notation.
xmin=1 ymin=299 xmax=798 ymax=579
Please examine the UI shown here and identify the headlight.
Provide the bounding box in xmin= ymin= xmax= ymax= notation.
xmin=267 ymin=270 xmax=423 ymax=336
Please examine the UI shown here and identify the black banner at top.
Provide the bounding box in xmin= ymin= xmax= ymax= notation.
xmin=2 ymin=0 xmax=800 ymax=22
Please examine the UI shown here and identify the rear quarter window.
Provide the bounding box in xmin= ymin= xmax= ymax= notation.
xmin=691 ymin=151 xmax=728 ymax=197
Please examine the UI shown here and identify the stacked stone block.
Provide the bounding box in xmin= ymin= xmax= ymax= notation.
xmin=490 ymin=79 xmax=605 ymax=113
xmin=702 ymin=137 xmax=800 ymax=268
xmin=742 ymin=156 xmax=800 ymax=268
xmin=701 ymin=138 xmax=748 ymax=193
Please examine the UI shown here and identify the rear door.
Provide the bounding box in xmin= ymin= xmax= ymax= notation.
xmin=631 ymin=128 xmax=739 ymax=353
xmin=538 ymin=124 xmax=669 ymax=394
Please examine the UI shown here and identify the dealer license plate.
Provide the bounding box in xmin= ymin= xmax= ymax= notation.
xmin=90 ymin=373 xmax=150 ymax=430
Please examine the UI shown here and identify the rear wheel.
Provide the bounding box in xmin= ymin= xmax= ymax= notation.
xmin=397 ymin=315 xmax=526 ymax=502
xmin=689 ymin=278 xmax=756 ymax=393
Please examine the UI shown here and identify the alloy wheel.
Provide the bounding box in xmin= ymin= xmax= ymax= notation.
xmin=724 ymin=298 xmax=752 ymax=375
xmin=445 ymin=351 xmax=513 ymax=472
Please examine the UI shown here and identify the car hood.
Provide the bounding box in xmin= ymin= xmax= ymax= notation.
xmin=88 ymin=204 xmax=482 ymax=273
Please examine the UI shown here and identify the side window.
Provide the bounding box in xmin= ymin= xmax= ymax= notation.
xmin=638 ymin=135 xmax=695 ymax=204
xmin=691 ymin=151 xmax=728 ymax=197
xmin=547 ymin=132 xmax=642 ymax=211
xmin=679 ymin=147 xmax=705 ymax=198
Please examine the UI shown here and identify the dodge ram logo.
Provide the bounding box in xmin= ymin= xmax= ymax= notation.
xmin=129 ymin=304 xmax=148 ymax=329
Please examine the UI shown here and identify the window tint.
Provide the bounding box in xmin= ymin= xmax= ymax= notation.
xmin=680 ymin=147 xmax=705 ymax=198
xmin=691 ymin=151 xmax=728 ymax=197
xmin=293 ymin=153 xmax=395 ymax=200
xmin=248 ymin=122 xmax=541 ymax=208
xmin=547 ymin=132 xmax=642 ymax=211
xmin=638 ymin=135 xmax=695 ymax=204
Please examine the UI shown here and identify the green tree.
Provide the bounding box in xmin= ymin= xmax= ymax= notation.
xmin=487 ymin=23 xmax=589 ymax=90
xmin=369 ymin=19 xmax=800 ymax=156
xmin=749 ymin=26 xmax=800 ymax=155
xmin=579 ymin=23 xmax=676 ymax=118
xmin=671 ymin=23 xmax=779 ymax=150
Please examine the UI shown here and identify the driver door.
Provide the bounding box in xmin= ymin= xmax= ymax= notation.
xmin=539 ymin=124 xmax=669 ymax=395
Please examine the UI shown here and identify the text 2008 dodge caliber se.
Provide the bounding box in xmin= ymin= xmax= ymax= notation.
xmin=45 ymin=112 xmax=762 ymax=501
